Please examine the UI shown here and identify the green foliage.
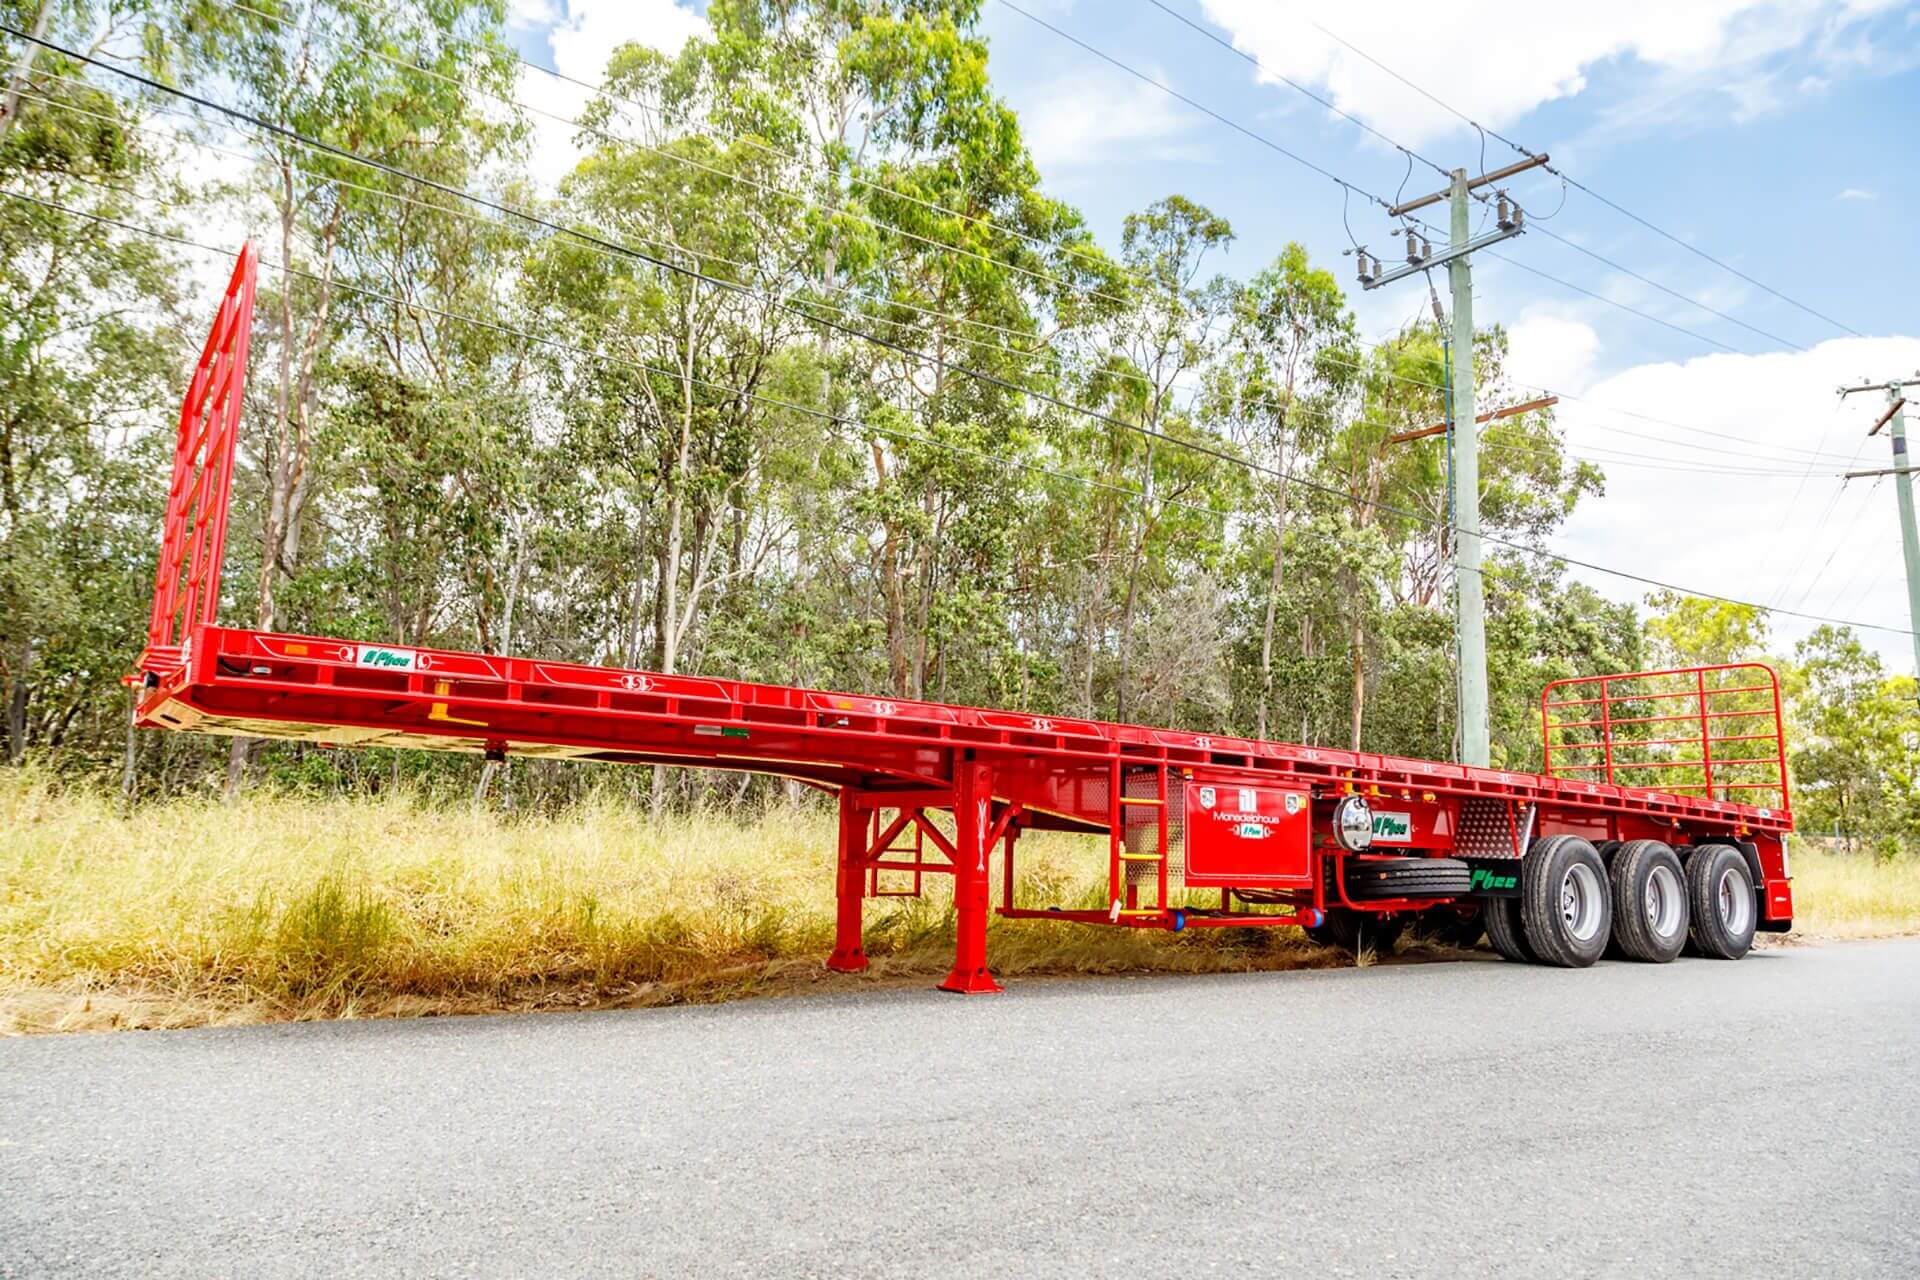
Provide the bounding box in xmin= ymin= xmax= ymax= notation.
xmin=1787 ymin=626 xmax=1918 ymax=852
xmin=0 ymin=0 xmax=1899 ymax=847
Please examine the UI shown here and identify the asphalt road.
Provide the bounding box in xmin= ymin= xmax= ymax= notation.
xmin=3 ymin=941 xmax=1917 ymax=1279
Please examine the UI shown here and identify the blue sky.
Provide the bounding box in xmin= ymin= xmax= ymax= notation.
xmin=506 ymin=0 xmax=1920 ymax=669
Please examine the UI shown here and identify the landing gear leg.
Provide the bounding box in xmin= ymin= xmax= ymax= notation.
xmin=827 ymin=786 xmax=869 ymax=973
xmin=940 ymin=760 xmax=1002 ymax=994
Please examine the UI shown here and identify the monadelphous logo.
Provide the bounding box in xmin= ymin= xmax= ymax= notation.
xmin=356 ymin=645 xmax=415 ymax=670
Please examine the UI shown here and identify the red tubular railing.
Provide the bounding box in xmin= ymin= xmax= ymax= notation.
xmin=138 ymin=242 xmax=257 ymax=681
xmin=1540 ymin=663 xmax=1789 ymax=813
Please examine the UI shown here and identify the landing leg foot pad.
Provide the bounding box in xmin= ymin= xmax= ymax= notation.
xmin=827 ymin=948 xmax=869 ymax=973
xmin=938 ymin=967 xmax=1003 ymax=995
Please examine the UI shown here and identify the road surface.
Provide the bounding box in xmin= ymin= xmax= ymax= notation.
xmin=3 ymin=940 xmax=1917 ymax=1278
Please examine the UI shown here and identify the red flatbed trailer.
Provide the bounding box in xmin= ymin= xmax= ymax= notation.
xmin=132 ymin=246 xmax=1794 ymax=993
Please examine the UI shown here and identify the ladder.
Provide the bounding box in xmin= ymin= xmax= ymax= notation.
xmin=1108 ymin=760 xmax=1170 ymax=921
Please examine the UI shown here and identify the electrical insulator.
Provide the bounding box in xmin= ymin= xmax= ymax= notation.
xmin=1496 ymin=194 xmax=1515 ymax=231
xmin=1405 ymin=229 xmax=1421 ymax=264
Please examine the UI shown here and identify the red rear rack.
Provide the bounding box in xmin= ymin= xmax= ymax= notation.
xmin=1540 ymin=663 xmax=1789 ymax=816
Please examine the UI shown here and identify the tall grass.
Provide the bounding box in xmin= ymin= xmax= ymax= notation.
xmin=4 ymin=771 xmax=1914 ymax=1033
xmin=1788 ymin=841 xmax=1920 ymax=938
xmin=0 ymin=771 xmax=1329 ymax=1032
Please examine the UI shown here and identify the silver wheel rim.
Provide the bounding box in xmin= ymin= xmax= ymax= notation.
xmin=1717 ymin=867 xmax=1752 ymax=936
xmin=1561 ymin=862 xmax=1604 ymax=943
xmin=1645 ymin=864 xmax=1683 ymax=938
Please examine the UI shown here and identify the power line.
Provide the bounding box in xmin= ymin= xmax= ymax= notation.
xmin=1000 ymin=2 xmax=1769 ymax=360
xmin=1139 ymin=0 xmax=1450 ymax=181
xmin=1140 ymin=0 xmax=1804 ymax=356
xmin=46 ymin=30 xmax=1837 ymax=472
xmin=1298 ymin=14 xmax=1864 ymax=339
xmin=55 ymin=113 xmax=1842 ymax=483
xmin=1527 ymin=224 xmax=1805 ymax=354
xmin=22 ymin=67 xmax=1873 ymax=499
xmin=327 ymin=0 xmax=1135 ymax=293
xmin=8 ymin=182 xmax=1911 ymax=641
xmin=222 ymin=1 xmax=1138 ymax=321
xmin=992 ymin=0 xmax=1404 ymax=215
xmin=1785 ymin=477 xmax=1885 ymax=615
xmin=1480 ymin=248 xmax=1740 ymax=355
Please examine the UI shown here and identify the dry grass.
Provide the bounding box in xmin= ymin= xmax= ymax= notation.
xmin=1786 ymin=842 xmax=1920 ymax=939
xmin=4 ymin=771 xmax=1914 ymax=1035
xmin=0 ymin=771 xmax=1340 ymax=1034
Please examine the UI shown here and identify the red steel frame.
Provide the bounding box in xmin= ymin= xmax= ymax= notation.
xmin=139 ymin=242 xmax=257 ymax=686
xmin=129 ymin=247 xmax=1797 ymax=994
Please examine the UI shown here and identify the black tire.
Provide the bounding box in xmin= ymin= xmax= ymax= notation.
xmin=1607 ymin=840 xmax=1688 ymax=963
xmin=1307 ymin=908 xmax=1405 ymax=955
xmin=1327 ymin=855 xmax=1472 ymax=901
xmin=1483 ymin=894 xmax=1533 ymax=963
xmin=1595 ymin=839 xmax=1623 ymax=869
xmin=1520 ymin=835 xmax=1612 ymax=968
xmin=1685 ymin=843 xmax=1757 ymax=960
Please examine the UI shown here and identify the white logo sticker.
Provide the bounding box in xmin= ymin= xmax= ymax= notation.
xmin=1199 ymin=786 xmax=1216 ymax=808
xmin=356 ymin=646 xmax=415 ymax=671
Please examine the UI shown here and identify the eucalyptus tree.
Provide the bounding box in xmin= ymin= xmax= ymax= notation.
xmin=0 ymin=16 xmax=186 ymax=763
xmin=1069 ymin=195 xmax=1235 ymax=722
xmin=533 ymin=46 xmax=809 ymax=688
xmin=164 ymin=0 xmax=519 ymax=789
xmin=1205 ymin=242 xmax=1357 ymax=739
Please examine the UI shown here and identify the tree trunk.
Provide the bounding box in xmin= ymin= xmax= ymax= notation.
xmin=120 ymin=684 xmax=139 ymax=813
xmin=872 ymin=444 xmax=910 ymax=697
xmin=472 ymin=527 xmax=528 ymax=808
xmin=0 ymin=1 xmax=50 ymax=146
xmin=230 ymin=188 xmax=338 ymax=799
xmin=1349 ymin=612 xmax=1365 ymax=753
xmin=1257 ymin=470 xmax=1290 ymax=741
xmin=5 ymin=641 xmax=28 ymax=763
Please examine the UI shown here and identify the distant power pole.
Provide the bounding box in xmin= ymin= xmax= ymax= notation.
xmin=1355 ymin=154 xmax=1549 ymax=767
xmin=1839 ymin=375 xmax=1920 ymax=702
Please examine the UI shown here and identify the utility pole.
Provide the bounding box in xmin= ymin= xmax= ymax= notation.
xmin=1839 ymin=375 xmax=1920 ymax=703
xmin=1355 ymin=153 xmax=1549 ymax=766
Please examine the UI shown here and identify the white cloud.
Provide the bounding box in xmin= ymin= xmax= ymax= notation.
xmin=546 ymin=0 xmax=705 ymax=83
xmin=1836 ymin=186 xmax=1877 ymax=200
xmin=1194 ymin=1 xmax=1903 ymax=148
xmin=1549 ymin=335 xmax=1920 ymax=667
xmin=507 ymin=0 xmax=562 ymax=27
xmin=517 ymin=0 xmax=708 ymax=191
xmin=1508 ymin=310 xmax=1603 ymax=396
xmin=1018 ymin=65 xmax=1206 ymax=174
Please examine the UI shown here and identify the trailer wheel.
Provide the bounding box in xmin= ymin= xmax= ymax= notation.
xmin=1306 ymin=908 xmax=1404 ymax=955
xmin=1684 ymin=844 xmax=1757 ymax=960
xmin=1520 ymin=835 xmax=1612 ymax=968
xmin=1607 ymin=840 xmax=1688 ymax=963
xmin=1483 ymin=895 xmax=1533 ymax=963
